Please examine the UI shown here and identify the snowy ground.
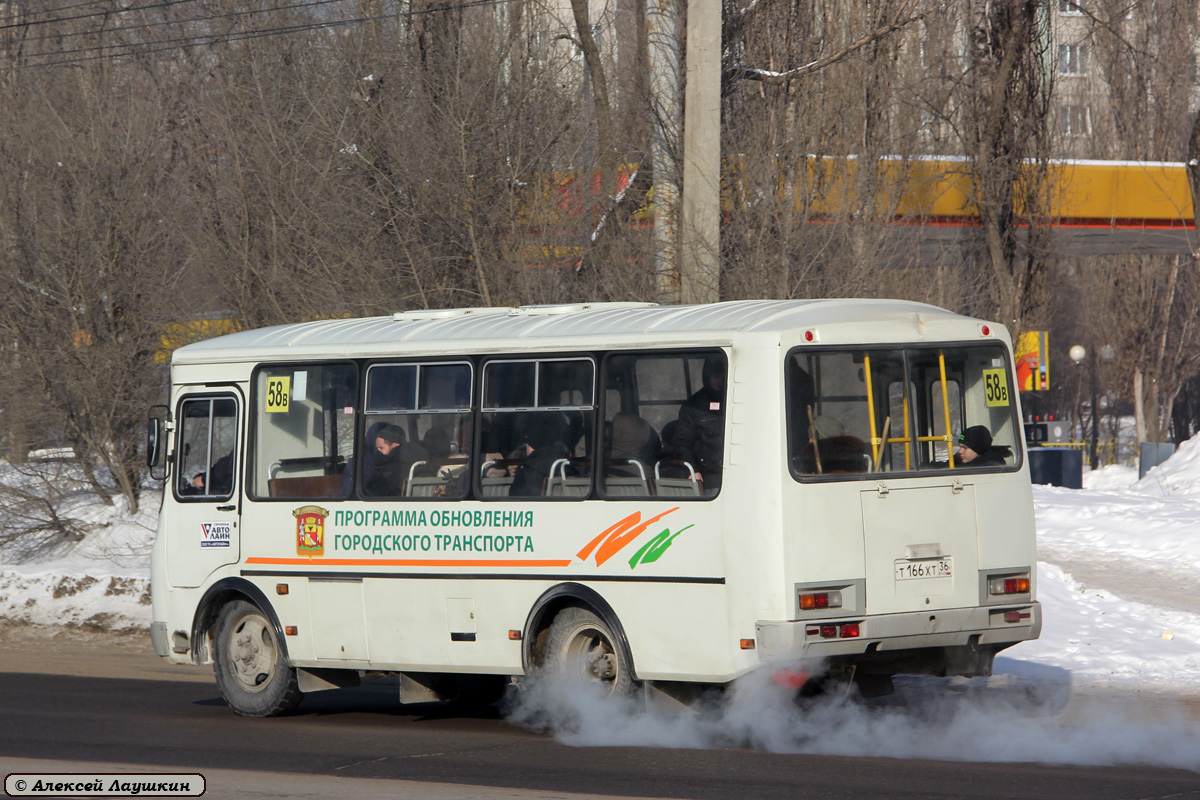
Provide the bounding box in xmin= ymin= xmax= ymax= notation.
xmin=1 ymin=443 xmax=1199 ymax=769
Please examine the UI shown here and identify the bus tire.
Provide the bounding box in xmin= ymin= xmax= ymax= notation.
xmin=213 ymin=599 xmax=302 ymax=717
xmin=544 ymin=606 xmax=633 ymax=696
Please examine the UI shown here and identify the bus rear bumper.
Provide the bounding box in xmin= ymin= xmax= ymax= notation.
xmin=755 ymin=602 xmax=1041 ymax=670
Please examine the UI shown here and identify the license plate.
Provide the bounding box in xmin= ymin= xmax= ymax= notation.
xmin=895 ymin=557 xmax=953 ymax=581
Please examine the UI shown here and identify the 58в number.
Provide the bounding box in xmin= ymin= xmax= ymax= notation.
xmin=265 ymin=377 xmax=290 ymax=412
xmin=982 ymin=369 xmax=1009 ymax=407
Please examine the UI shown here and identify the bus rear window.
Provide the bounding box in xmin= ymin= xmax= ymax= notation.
xmin=787 ymin=345 xmax=1019 ymax=479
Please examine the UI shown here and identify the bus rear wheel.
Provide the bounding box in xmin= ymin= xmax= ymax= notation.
xmin=544 ymin=607 xmax=633 ymax=696
xmin=213 ymin=599 xmax=302 ymax=717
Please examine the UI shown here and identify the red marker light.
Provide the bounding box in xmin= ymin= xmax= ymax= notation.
xmin=771 ymin=670 xmax=812 ymax=689
xmin=805 ymin=330 xmax=815 ymax=342
xmin=981 ymin=325 xmax=990 ymax=336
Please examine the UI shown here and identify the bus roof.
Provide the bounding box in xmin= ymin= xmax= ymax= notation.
xmin=171 ymin=299 xmax=992 ymax=365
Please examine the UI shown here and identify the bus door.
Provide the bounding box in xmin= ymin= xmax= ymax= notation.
xmin=169 ymin=391 xmax=243 ymax=588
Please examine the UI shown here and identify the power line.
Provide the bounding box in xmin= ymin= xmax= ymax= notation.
xmin=11 ymin=0 xmax=519 ymax=70
xmin=15 ymin=0 xmax=352 ymax=49
xmin=0 ymin=0 xmax=203 ymax=33
xmin=18 ymin=0 xmax=121 ymax=19
xmin=12 ymin=0 xmax=140 ymax=23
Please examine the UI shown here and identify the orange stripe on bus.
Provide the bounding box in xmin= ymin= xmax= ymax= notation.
xmin=244 ymin=557 xmax=574 ymax=567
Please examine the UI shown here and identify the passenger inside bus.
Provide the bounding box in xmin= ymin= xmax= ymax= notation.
xmin=670 ymin=354 xmax=726 ymax=494
xmin=509 ymin=415 xmax=570 ymax=496
xmin=339 ymin=422 xmax=426 ymax=496
xmin=606 ymin=412 xmax=660 ymax=477
xmin=956 ymin=425 xmax=1008 ymax=466
xmin=187 ymin=451 xmax=234 ymax=495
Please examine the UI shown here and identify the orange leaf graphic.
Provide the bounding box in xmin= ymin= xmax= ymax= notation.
xmin=577 ymin=507 xmax=679 ymax=566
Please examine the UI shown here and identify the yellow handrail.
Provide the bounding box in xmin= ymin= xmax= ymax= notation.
xmin=864 ymin=354 xmax=880 ymax=465
xmin=938 ymin=351 xmax=955 ymax=468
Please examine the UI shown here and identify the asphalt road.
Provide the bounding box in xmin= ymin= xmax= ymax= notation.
xmin=0 ymin=630 xmax=1197 ymax=799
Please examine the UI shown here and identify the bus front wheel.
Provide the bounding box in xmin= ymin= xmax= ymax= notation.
xmin=213 ymin=599 xmax=302 ymax=717
xmin=544 ymin=606 xmax=633 ymax=696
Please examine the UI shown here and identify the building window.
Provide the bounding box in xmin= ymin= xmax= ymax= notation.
xmin=920 ymin=109 xmax=944 ymax=143
xmin=1058 ymin=43 xmax=1088 ymax=76
xmin=1058 ymin=105 xmax=1091 ymax=138
xmin=1057 ymin=1 xmax=1083 ymax=15
xmin=533 ymin=30 xmax=549 ymax=64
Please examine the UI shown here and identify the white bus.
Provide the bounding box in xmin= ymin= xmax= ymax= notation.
xmin=147 ymin=299 xmax=1041 ymax=716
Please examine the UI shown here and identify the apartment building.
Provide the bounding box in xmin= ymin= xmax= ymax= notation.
xmin=1050 ymin=0 xmax=1200 ymax=160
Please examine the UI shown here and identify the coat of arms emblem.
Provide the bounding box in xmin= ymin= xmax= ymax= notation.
xmin=294 ymin=505 xmax=329 ymax=557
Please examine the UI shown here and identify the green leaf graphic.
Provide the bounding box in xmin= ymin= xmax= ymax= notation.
xmin=629 ymin=524 xmax=693 ymax=569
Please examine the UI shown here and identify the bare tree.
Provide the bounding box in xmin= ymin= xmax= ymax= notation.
xmin=1054 ymin=0 xmax=1200 ymax=444
xmin=958 ymin=0 xmax=1053 ymax=337
xmin=0 ymin=50 xmax=190 ymax=513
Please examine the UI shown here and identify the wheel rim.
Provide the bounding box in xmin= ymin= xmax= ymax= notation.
xmin=561 ymin=624 xmax=619 ymax=687
xmin=226 ymin=612 xmax=278 ymax=693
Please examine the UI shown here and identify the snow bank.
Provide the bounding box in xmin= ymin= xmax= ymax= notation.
xmin=1135 ymin=434 xmax=1200 ymax=496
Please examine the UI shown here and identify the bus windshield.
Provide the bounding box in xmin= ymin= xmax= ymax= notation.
xmin=787 ymin=344 xmax=1020 ymax=478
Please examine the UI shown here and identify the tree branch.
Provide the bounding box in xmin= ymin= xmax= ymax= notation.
xmin=727 ymin=1 xmax=922 ymax=86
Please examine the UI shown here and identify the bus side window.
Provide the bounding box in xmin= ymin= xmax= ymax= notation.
xmin=599 ymin=351 xmax=724 ymax=499
xmin=357 ymin=362 xmax=473 ymax=499
xmin=479 ymin=358 xmax=594 ymax=500
xmin=176 ymin=395 xmax=238 ymax=501
xmin=251 ymin=364 xmax=357 ymax=500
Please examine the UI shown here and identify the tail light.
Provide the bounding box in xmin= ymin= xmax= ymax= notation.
xmin=799 ymin=590 xmax=843 ymax=610
xmin=989 ymin=576 xmax=1030 ymax=595
xmin=806 ymin=623 xmax=861 ymax=639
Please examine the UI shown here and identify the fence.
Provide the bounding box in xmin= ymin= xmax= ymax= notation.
xmin=1037 ymin=440 xmax=1138 ymax=468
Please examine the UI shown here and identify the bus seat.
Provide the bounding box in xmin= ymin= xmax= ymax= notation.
xmin=402 ymin=460 xmax=447 ymax=496
xmin=268 ymin=474 xmax=344 ymax=498
xmin=481 ymin=476 xmax=514 ymax=496
xmin=479 ymin=459 xmax=514 ymax=496
xmin=601 ymin=458 xmax=650 ymax=496
xmin=407 ymin=476 xmax=449 ymax=497
xmin=654 ymin=459 xmax=700 ymax=496
xmin=603 ymin=477 xmax=650 ymax=496
xmin=546 ymin=458 xmax=590 ymax=497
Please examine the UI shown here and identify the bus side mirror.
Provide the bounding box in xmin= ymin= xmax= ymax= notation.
xmin=147 ymin=405 xmax=169 ymax=480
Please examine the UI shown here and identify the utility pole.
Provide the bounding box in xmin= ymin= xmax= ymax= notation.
xmin=647 ymin=0 xmax=682 ymax=305
xmin=680 ymin=0 xmax=721 ymax=304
